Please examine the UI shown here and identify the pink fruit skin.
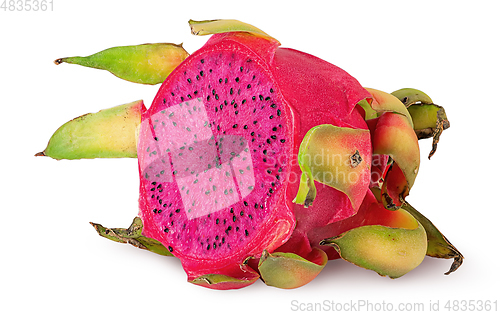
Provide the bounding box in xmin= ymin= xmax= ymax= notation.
xmin=271 ymin=47 xmax=372 ymax=259
xmin=138 ymin=32 xmax=373 ymax=287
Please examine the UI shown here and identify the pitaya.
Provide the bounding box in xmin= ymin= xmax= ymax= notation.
xmin=37 ymin=19 xmax=461 ymax=290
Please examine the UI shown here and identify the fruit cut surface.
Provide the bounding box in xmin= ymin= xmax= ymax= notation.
xmin=137 ymin=33 xmax=295 ymax=276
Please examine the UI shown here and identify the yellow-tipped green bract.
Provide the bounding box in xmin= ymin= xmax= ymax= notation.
xmin=36 ymin=100 xmax=144 ymax=160
xmin=188 ymin=19 xmax=277 ymax=43
xmin=55 ymin=43 xmax=189 ymax=85
xmin=258 ymin=248 xmax=328 ymax=289
xmin=294 ymin=124 xmax=371 ymax=209
xmin=322 ymin=210 xmax=427 ymax=278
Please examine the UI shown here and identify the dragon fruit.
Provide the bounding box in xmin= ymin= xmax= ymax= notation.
xmin=37 ymin=19 xmax=461 ymax=290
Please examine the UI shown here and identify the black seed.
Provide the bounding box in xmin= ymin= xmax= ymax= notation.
xmin=269 ymin=115 xmax=274 ymax=119
xmin=276 ymin=175 xmax=280 ymax=180
xmin=164 ymin=227 xmax=169 ymax=232
xmin=180 ymin=96 xmax=184 ymax=101
xmin=163 ymin=98 xmax=166 ymax=104
xmin=263 ymin=149 xmax=267 ymax=155
xmin=194 ymin=90 xmax=198 ymax=95
xmin=277 ymin=109 xmax=281 ymax=116
xmin=240 ymin=211 xmax=244 ymax=216
xmin=266 ymin=139 xmax=271 ymax=144
xmin=168 ymin=246 xmax=173 ymax=252
xmin=232 ymin=124 xmax=238 ymax=128
xmin=152 ymin=182 xmax=157 ymax=185
xmin=271 ymin=104 xmax=277 ymax=108
xmin=207 ymin=95 xmax=211 ymax=101
xmin=265 ymin=96 xmax=271 ymax=101
xmin=245 ymin=230 xmax=249 ymax=236
xmin=187 ymin=78 xmax=192 ymax=83
xmin=242 ymin=99 xmax=247 ymax=104
xmin=280 ymin=139 xmax=286 ymax=143
xmin=240 ymin=66 xmax=243 ymax=72
xmin=220 ymin=104 xmax=223 ymax=110
xmin=235 ymin=77 xmax=240 ymax=83
xmin=249 ymin=214 xmax=253 ymax=219
xmin=230 ymin=88 xmax=234 ymax=95
xmin=253 ymin=120 xmax=258 ymax=124
xmin=216 ymin=218 xmax=220 ymax=224
xmin=151 ymin=194 xmax=155 ymax=199
xmin=235 ymin=111 xmax=239 ymax=115
xmin=219 ymin=78 xmax=223 ymax=84
xmin=233 ymin=215 xmax=236 ymax=222
xmin=213 ymin=243 xmax=216 ymax=249
xmin=196 ymin=75 xmax=200 ymax=80
xmin=207 ymin=244 xmax=210 ymax=250
xmin=243 ymin=125 xmax=248 ymax=129
xmin=158 ymin=209 xmax=162 ymax=214
xmin=215 ymin=94 xmax=219 ymax=100
xmin=200 ymin=59 xmax=204 ymax=63
xmin=217 ymin=125 xmax=220 ymax=131
xmin=270 ymin=88 xmax=274 ymax=93
xmin=171 ymin=92 xmax=175 ymax=96
xmin=263 ymin=158 xmax=267 ymax=162
xmin=151 ymin=187 xmax=155 ymax=191
xmin=252 ymin=75 xmax=256 ymax=80
xmin=267 ymin=169 xmax=272 ymax=174
xmin=247 ymin=84 xmax=251 ymax=89
xmin=175 ymin=209 xmax=180 ymax=213
xmin=225 ymin=78 xmax=228 ymax=84
xmin=244 ymin=201 xmax=248 ymax=206
xmin=252 ymin=96 xmax=256 ymax=101
xmin=236 ymin=227 xmax=240 ymax=232
xmin=271 ymin=135 xmax=277 ymax=139
xmin=228 ymin=226 xmax=232 ymax=231
xmin=153 ymin=209 xmax=157 ymax=213
xmin=259 ymin=95 xmax=264 ymax=101
xmin=200 ymin=70 xmax=204 ymax=76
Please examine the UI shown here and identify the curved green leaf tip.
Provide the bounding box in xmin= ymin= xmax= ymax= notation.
xmin=90 ymin=217 xmax=173 ymax=256
xmin=402 ymin=202 xmax=464 ymax=275
xmin=188 ymin=19 xmax=279 ymax=43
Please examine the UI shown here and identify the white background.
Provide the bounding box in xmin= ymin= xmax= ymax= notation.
xmin=2 ymin=0 xmax=499 ymax=314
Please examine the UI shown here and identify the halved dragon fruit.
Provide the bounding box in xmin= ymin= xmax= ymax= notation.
xmin=37 ymin=19 xmax=461 ymax=290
